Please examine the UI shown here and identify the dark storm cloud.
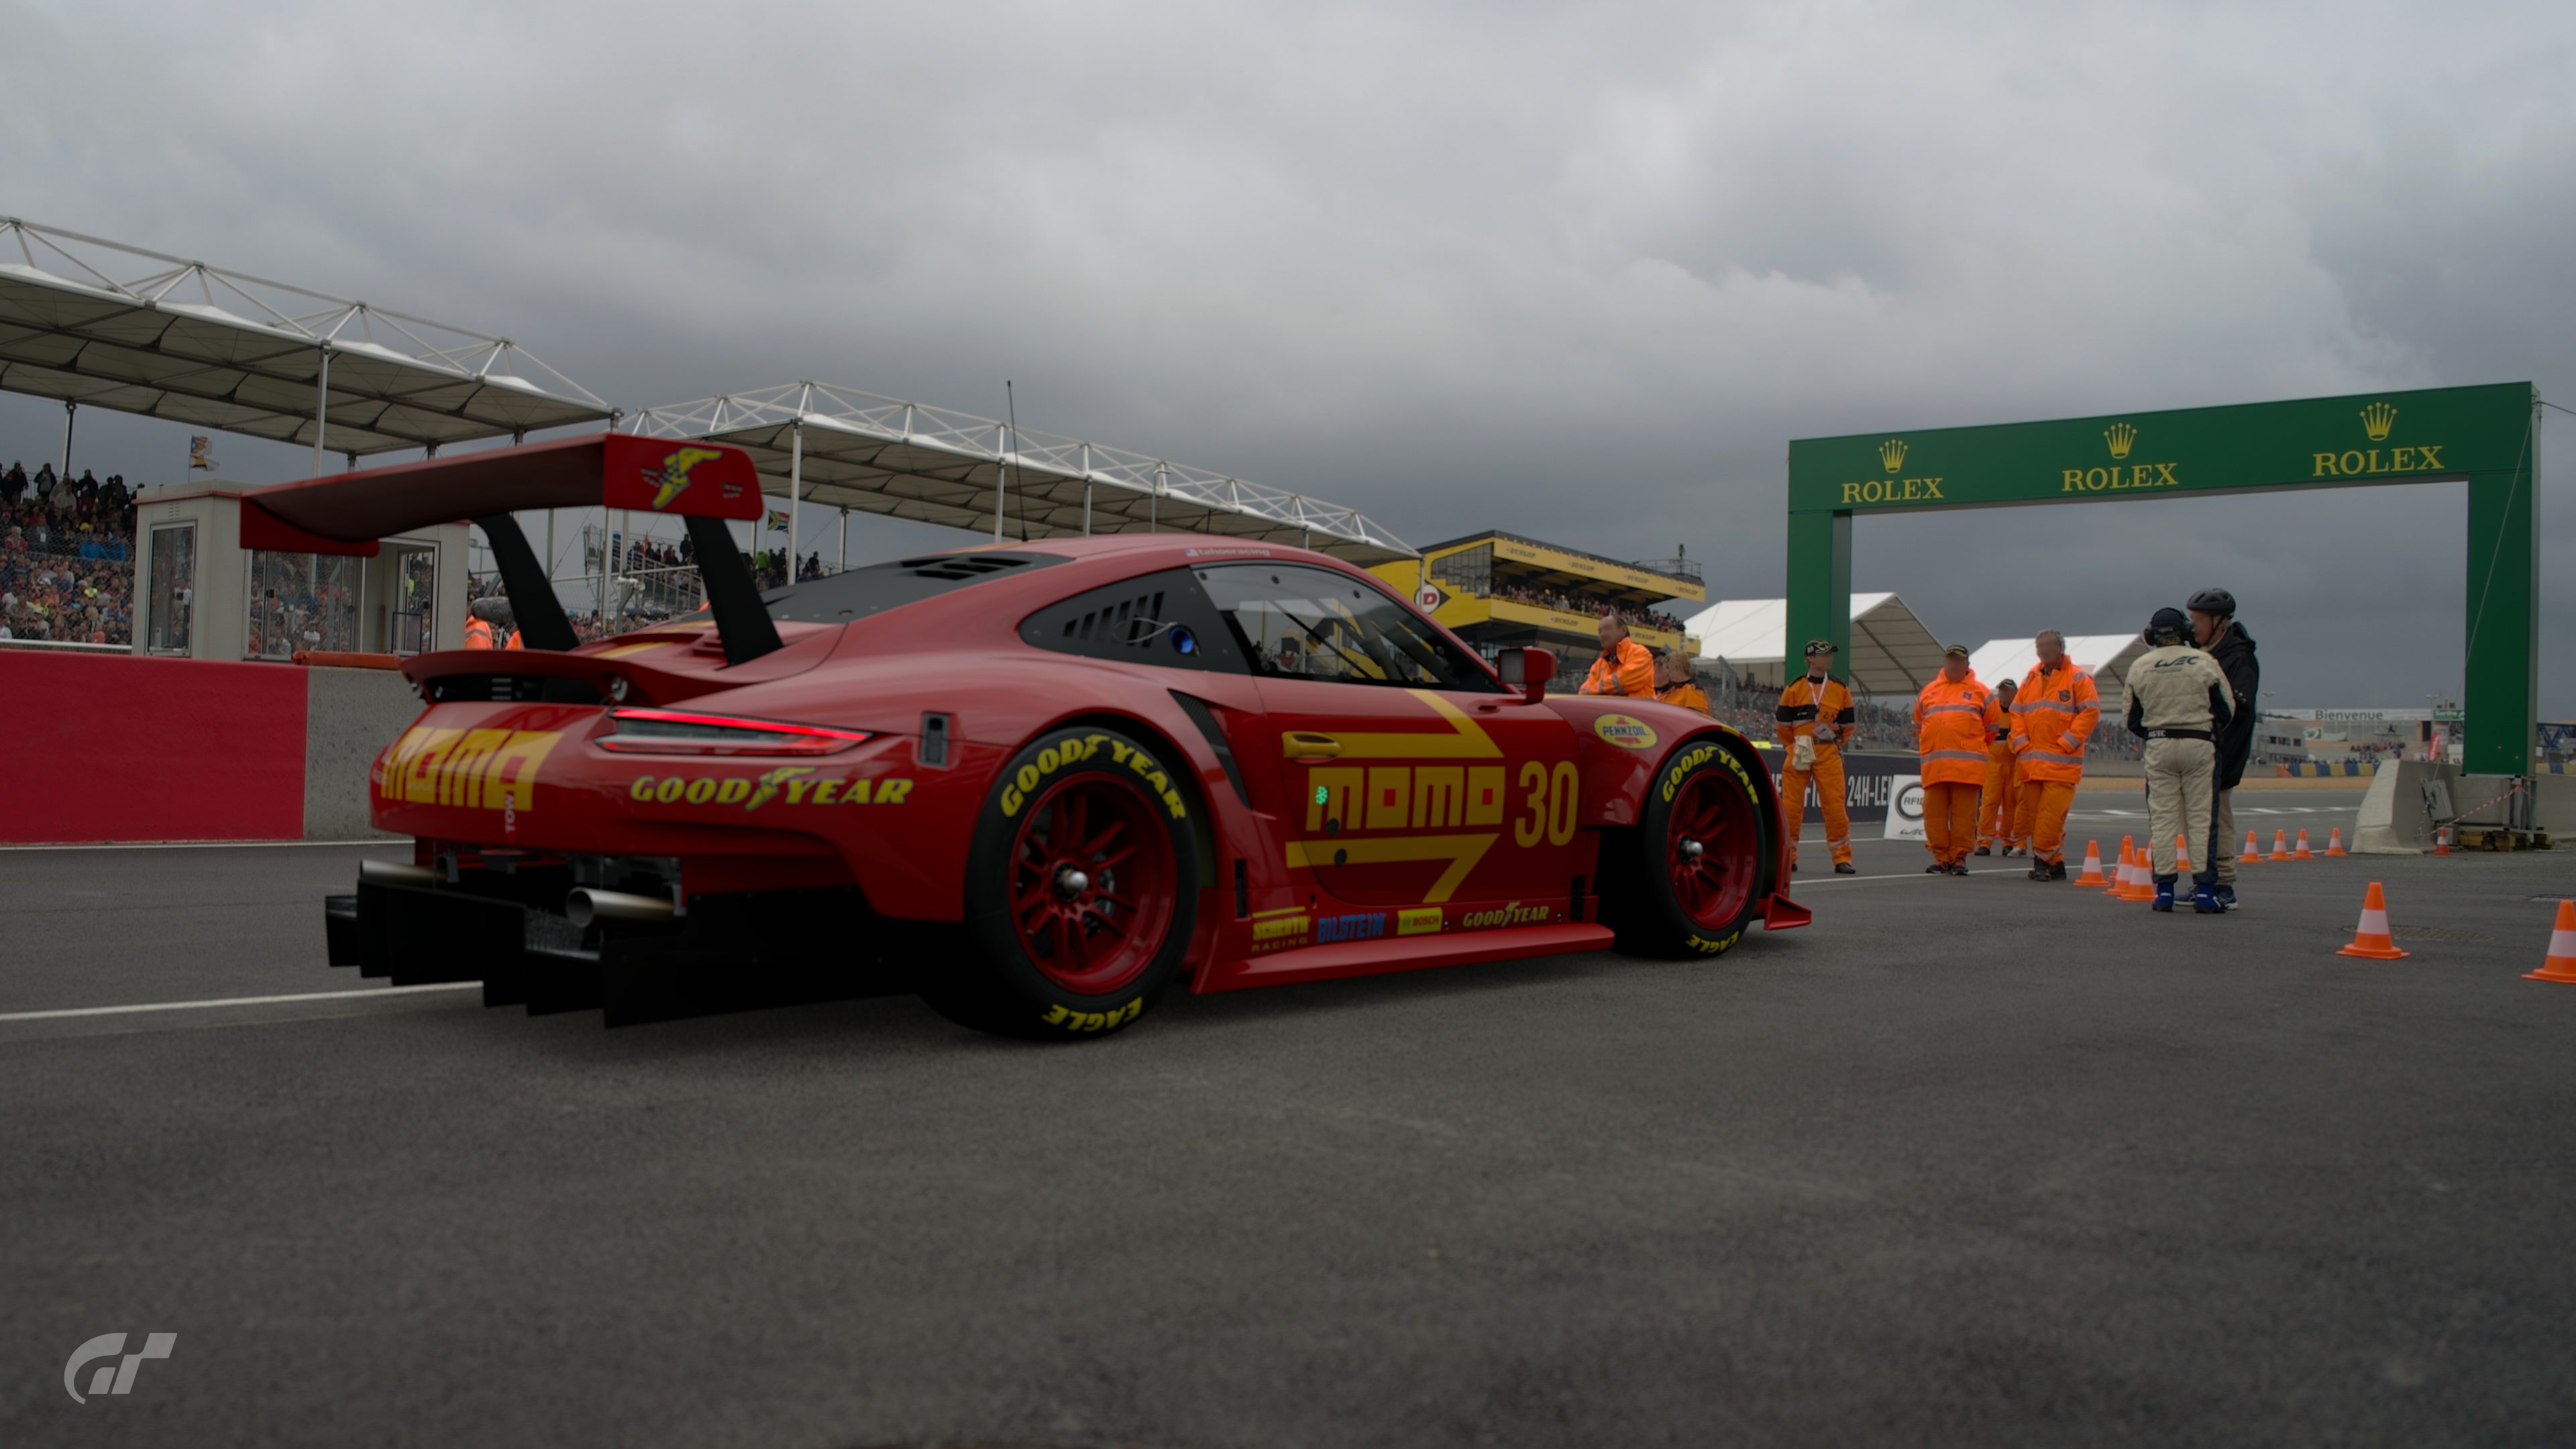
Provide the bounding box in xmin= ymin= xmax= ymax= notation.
xmin=5 ymin=0 xmax=2569 ymax=708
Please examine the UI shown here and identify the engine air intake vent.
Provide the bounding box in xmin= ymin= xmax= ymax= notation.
xmin=898 ymin=554 xmax=1037 ymax=582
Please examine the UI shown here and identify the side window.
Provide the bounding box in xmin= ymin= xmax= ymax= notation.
xmin=1197 ymin=563 xmax=1505 ymax=693
xmin=1018 ymin=568 xmax=1244 ymax=673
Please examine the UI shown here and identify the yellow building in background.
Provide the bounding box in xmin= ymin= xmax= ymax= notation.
xmin=1369 ymin=531 xmax=1704 ymax=688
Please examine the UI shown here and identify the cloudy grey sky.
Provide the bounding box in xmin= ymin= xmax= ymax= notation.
xmin=6 ymin=0 xmax=2571 ymax=710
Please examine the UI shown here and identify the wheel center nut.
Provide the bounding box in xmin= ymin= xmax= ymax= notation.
xmin=1680 ymin=839 xmax=1703 ymax=859
xmin=1056 ymin=867 xmax=1090 ymax=897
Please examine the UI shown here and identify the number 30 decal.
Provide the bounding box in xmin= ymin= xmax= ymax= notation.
xmin=1515 ymin=760 xmax=1580 ymax=847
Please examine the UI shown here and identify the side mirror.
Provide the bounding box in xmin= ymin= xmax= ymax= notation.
xmin=1495 ymin=647 xmax=1555 ymax=704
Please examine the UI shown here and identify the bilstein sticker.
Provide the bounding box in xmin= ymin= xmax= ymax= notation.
xmin=1594 ymin=714 xmax=1656 ymax=749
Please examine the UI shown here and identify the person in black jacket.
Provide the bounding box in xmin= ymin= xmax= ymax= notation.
xmin=2190 ymin=587 xmax=2259 ymax=911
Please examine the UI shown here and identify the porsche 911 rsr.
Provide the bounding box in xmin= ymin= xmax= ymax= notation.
xmin=256 ymin=436 xmax=1808 ymax=1036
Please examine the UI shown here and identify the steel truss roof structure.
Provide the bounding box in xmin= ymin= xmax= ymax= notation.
xmin=0 ymin=217 xmax=610 ymax=460
xmin=625 ymin=381 xmax=1415 ymax=565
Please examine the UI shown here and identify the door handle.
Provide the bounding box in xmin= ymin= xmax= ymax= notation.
xmin=1283 ymin=731 xmax=1342 ymax=761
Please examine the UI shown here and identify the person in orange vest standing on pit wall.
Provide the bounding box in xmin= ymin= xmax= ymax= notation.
xmin=1776 ymin=639 xmax=1858 ymax=875
xmin=1656 ymin=648 xmax=1712 ymax=716
xmin=1974 ymin=678 xmax=2021 ymax=857
xmin=1578 ymin=613 xmax=1656 ymax=698
xmin=1915 ymin=644 xmax=2000 ymax=875
xmin=2010 ymin=629 xmax=2101 ymax=881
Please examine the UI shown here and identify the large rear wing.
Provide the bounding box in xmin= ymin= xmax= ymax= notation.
xmin=235 ymin=433 xmax=782 ymax=663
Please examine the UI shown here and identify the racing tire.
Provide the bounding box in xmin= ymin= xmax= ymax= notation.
xmin=925 ymin=726 xmax=1199 ymax=1040
xmin=1604 ymin=739 xmax=1773 ymax=959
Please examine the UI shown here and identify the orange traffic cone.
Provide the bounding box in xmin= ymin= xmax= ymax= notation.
xmin=2074 ymin=841 xmax=2106 ymax=887
xmin=2528 ymin=900 xmax=2576 ymax=983
xmin=2324 ymin=828 xmax=2348 ymax=857
xmin=2432 ymin=825 xmax=2453 ymax=857
xmin=2293 ymin=829 xmax=2316 ymax=860
xmin=2268 ymin=829 xmax=2292 ymax=862
xmin=2118 ymin=845 xmax=2157 ymax=902
xmin=2240 ymin=828 xmax=2263 ymax=864
xmin=2336 ymin=882 xmax=2410 ymax=960
xmin=2174 ymin=833 xmax=2193 ymax=877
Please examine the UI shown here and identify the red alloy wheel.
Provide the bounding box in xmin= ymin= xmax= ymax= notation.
xmin=1665 ymin=769 xmax=1758 ymax=930
xmin=1007 ymin=773 xmax=1178 ymax=996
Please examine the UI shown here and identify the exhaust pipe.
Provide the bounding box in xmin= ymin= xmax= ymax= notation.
xmin=566 ymin=888 xmax=677 ymax=927
xmin=360 ymin=860 xmax=439 ymax=887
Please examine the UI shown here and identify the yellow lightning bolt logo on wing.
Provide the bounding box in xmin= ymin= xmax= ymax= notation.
xmin=649 ymin=447 xmax=726 ymax=510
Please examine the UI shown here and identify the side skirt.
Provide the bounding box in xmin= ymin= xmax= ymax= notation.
xmin=1193 ymin=922 xmax=1615 ymax=994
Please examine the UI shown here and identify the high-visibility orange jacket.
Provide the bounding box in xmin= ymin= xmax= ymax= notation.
xmin=463 ymin=618 xmax=496 ymax=649
xmin=1915 ymin=672 xmax=2001 ymax=787
xmin=1776 ymin=674 xmax=1855 ymax=753
xmin=1578 ymin=638 xmax=1655 ymax=698
xmin=2011 ymin=659 xmax=2100 ymax=783
xmin=1657 ymin=682 xmax=1712 ymax=716
xmin=505 ymin=629 xmax=523 ymax=649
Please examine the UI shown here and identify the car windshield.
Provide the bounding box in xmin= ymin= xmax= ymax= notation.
xmin=1197 ymin=563 xmax=1503 ymax=692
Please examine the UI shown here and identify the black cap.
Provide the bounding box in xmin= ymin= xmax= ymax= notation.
xmin=2146 ymin=606 xmax=2192 ymax=644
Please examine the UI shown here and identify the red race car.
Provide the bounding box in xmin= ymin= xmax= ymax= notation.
xmin=264 ymin=435 xmax=1807 ymax=1036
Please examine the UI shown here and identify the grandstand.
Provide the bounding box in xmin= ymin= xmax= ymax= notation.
xmin=0 ymin=220 xmax=1417 ymax=651
xmin=1368 ymin=530 xmax=1703 ymax=692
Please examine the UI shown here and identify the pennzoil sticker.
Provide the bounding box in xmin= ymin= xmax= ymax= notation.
xmin=1594 ymin=714 xmax=1656 ymax=749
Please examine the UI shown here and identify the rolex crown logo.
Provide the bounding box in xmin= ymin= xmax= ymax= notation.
xmin=2104 ymin=422 xmax=2137 ymax=460
xmin=1877 ymin=438 xmax=1907 ymax=474
xmin=2360 ymin=400 xmax=2397 ymax=441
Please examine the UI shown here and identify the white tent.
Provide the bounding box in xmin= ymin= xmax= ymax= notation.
xmin=1967 ymin=633 xmax=2148 ymax=716
xmin=1683 ymin=592 xmax=1949 ymax=696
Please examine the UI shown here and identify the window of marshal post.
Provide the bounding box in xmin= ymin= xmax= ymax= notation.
xmin=1196 ymin=564 xmax=1505 ymax=693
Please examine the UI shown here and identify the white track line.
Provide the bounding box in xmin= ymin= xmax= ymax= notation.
xmin=0 ymin=983 xmax=478 ymax=1024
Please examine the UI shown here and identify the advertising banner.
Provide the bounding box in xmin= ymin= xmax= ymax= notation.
xmin=1781 ymin=751 xmax=1921 ymax=829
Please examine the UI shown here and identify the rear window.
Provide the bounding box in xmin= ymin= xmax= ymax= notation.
xmin=755 ymin=552 xmax=1069 ymax=623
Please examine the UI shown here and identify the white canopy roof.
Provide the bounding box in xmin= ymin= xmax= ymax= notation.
xmin=625 ymin=380 xmax=1415 ymax=565
xmin=0 ymin=217 xmax=610 ymax=457
xmin=1683 ymin=592 xmax=1949 ymax=696
xmin=1966 ymin=634 xmax=2149 ymax=716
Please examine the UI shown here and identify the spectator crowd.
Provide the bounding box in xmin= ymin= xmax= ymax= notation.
xmin=1492 ymin=582 xmax=1684 ymax=634
xmin=1 ymin=461 xmax=139 ymax=644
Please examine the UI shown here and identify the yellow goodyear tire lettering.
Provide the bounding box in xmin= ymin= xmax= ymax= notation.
xmin=684 ymin=778 xmax=717 ymax=804
xmin=629 ymin=776 xmax=655 ymax=802
xmin=1038 ymin=745 xmax=1060 ymax=774
xmin=655 ymin=777 xmax=686 ymax=804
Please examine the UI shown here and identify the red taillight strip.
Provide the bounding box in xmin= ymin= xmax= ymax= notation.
xmin=606 ymin=707 xmax=873 ymax=741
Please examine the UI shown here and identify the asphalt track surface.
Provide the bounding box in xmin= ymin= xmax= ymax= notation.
xmin=9 ymin=791 xmax=2576 ymax=1448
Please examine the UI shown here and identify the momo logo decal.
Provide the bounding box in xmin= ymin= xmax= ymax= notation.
xmin=379 ymin=727 xmax=563 ymax=813
xmin=625 ymin=770 xmax=912 ymax=810
xmin=1594 ymin=714 xmax=1656 ymax=749
xmin=1459 ymin=900 xmax=1553 ymax=929
xmin=64 ymin=1332 xmax=174 ymax=1403
xmin=644 ymin=446 xmax=725 ymax=510
xmin=1001 ymin=735 xmax=1187 ymax=820
xmin=1281 ymin=690 xmax=1514 ymax=902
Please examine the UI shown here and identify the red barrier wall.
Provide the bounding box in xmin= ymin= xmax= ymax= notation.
xmin=0 ymin=652 xmax=308 ymax=843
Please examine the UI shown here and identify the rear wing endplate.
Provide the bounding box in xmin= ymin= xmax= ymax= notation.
xmin=234 ymin=434 xmax=782 ymax=663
